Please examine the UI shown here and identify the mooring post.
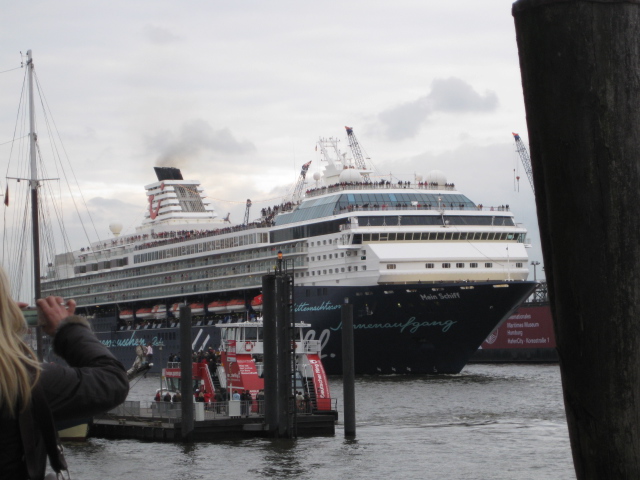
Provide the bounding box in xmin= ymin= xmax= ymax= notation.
xmin=180 ymin=305 xmax=193 ymax=442
xmin=275 ymin=273 xmax=293 ymax=438
xmin=513 ymin=1 xmax=640 ymax=477
xmin=262 ymin=274 xmax=279 ymax=435
xmin=341 ymin=298 xmax=356 ymax=437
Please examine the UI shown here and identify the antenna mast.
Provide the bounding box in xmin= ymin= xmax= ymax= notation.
xmin=27 ymin=50 xmax=44 ymax=360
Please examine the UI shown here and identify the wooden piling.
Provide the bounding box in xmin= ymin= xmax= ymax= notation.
xmin=179 ymin=305 xmax=193 ymax=442
xmin=341 ymin=300 xmax=356 ymax=437
xmin=513 ymin=1 xmax=640 ymax=477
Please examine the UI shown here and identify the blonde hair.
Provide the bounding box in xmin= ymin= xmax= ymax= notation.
xmin=0 ymin=267 xmax=40 ymax=416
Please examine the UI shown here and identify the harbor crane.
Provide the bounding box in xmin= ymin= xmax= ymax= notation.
xmin=292 ymin=160 xmax=312 ymax=202
xmin=345 ymin=126 xmax=371 ymax=181
xmin=512 ymin=132 xmax=535 ymax=195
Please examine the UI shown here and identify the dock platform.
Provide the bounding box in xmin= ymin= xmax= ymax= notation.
xmin=91 ymin=401 xmax=337 ymax=441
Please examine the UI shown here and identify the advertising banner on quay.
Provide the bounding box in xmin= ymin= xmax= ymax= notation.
xmin=481 ymin=305 xmax=556 ymax=350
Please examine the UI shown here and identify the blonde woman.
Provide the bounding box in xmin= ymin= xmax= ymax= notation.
xmin=0 ymin=269 xmax=129 ymax=479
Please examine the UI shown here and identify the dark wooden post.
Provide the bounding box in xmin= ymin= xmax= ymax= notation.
xmin=513 ymin=1 xmax=640 ymax=477
xmin=262 ymin=274 xmax=279 ymax=435
xmin=341 ymin=299 xmax=356 ymax=437
xmin=179 ymin=305 xmax=193 ymax=442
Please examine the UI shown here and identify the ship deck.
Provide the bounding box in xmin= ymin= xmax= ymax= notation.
xmin=92 ymin=400 xmax=338 ymax=440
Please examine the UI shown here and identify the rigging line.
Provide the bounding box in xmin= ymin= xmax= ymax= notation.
xmin=4 ymin=68 xmax=28 ymax=181
xmin=34 ymin=71 xmax=100 ymax=249
xmin=35 ymin=118 xmax=74 ymax=256
xmin=9 ymin=190 xmax=31 ymax=300
xmin=39 ymin=161 xmax=73 ymax=256
xmin=0 ymin=135 xmax=29 ymax=147
xmin=0 ymin=66 xmax=22 ymax=75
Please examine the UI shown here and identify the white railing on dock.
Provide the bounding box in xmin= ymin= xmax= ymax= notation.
xmin=104 ymin=398 xmax=337 ymax=423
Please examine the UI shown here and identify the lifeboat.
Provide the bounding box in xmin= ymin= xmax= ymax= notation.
xmin=251 ymin=294 xmax=263 ymax=312
xmin=152 ymin=304 xmax=167 ymax=319
xmin=135 ymin=307 xmax=154 ymax=319
xmin=226 ymin=298 xmax=245 ymax=312
xmin=189 ymin=303 xmax=205 ymax=315
xmin=170 ymin=303 xmax=183 ymax=319
xmin=119 ymin=309 xmax=134 ymax=320
xmin=207 ymin=300 xmax=229 ymax=314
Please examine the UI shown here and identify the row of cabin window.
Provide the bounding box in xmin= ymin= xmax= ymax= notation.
xmin=308 ymin=250 xmax=365 ymax=261
xmin=387 ymin=262 xmax=525 ymax=269
xmin=295 ymin=266 xmax=365 ymax=277
xmin=309 ymin=239 xmax=339 ymax=247
xmin=362 ymin=231 xmax=520 ymax=242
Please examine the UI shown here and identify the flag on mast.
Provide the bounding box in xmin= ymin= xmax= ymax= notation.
xmin=3 ymin=185 xmax=8 ymax=206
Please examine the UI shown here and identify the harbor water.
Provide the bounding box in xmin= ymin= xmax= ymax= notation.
xmin=64 ymin=364 xmax=575 ymax=479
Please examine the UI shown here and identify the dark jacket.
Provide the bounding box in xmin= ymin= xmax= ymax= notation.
xmin=0 ymin=315 xmax=129 ymax=479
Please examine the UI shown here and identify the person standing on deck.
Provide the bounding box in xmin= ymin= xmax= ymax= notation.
xmin=145 ymin=344 xmax=153 ymax=363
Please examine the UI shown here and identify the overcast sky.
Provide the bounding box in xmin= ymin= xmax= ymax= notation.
xmin=0 ymin=0 xmax=545 ymax=283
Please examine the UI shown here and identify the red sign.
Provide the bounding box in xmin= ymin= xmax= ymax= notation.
xmin=481 ymin=305 xmax=555 ymax=350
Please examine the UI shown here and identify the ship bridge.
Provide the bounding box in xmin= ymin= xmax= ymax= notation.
xmin=274 ymin=191 xmax=477 ymax=226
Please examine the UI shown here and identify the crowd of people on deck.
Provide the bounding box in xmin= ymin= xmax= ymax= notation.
xmin=305 ymin=179 xmax=457 ymax=197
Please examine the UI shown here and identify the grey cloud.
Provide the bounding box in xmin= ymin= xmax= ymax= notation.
xmin=377 ymin=97 xmax=431 ymax=141
xmin=429 ymin=77 xmax=498 ymax=112
xmin=143 ymin=25 xmax=182 ymax=44
xmin=145 ymin=119 xmax=257 ymax=168
xmin=84 ymin=197 xmax=143 ymax=232
xmin=377 ymin=77 xmax=499 ymax=141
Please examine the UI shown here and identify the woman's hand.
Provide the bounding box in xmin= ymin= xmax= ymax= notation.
xmin=36 ymin=296 xmax=76 ymax=336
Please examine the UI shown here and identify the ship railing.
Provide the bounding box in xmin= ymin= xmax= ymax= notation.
xmin=107 ymin=400 xmax=141 ymax=417
xmin=305 ymin=182 xmax=456 ymax=198
xmin=102 ymin=398 xmax=337 ymax=423
xmin=132 ymin=223 xmax=270 ymax=253
xmin=335 ymin=203 xmax=510 ymax=218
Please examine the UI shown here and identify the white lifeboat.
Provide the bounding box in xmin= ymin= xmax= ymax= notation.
xmin=226 ymin=298 xmax=245 ymax=312
xmin=251 ymin=294 xmax=263 ymax=312
xmin=170 ymin=303 xmax=183 ymax=319
xmin=189 ymin=303 xmax=205 ymax=315
xmin=120 ymin=309 xmax=134 ymax=320
xmin=207 ymin=300 xmax=229 ymax=314
xmin=152 ymin=304 xmax=167 ymax=319
xmin=136 ymin=307 xmax=154 ymax=319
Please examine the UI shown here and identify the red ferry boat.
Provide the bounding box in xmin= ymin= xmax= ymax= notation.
xmin=162 ymin=320 xmax=334 ymax=414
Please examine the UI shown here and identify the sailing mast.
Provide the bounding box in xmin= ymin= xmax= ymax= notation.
xmin=26 ymin=50 xmax=44 ymax=361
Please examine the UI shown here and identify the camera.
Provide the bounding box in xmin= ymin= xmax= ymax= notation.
xmin=23 ymin=307 xmax=38 ymax=327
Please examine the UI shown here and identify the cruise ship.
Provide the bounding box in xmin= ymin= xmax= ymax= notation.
xmin=42 ymin=130 xmax=536 ymax=374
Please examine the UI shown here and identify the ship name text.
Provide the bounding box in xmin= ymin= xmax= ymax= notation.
xmin=100 ymin=332 xmax=165 ymax=348
xmin=331 ymin=316 xmax=457 ymax=334
xmin=420 ymin=292 xmax=461 ymax=301
xmin=295 ymin=301 xmax=342 ymax=313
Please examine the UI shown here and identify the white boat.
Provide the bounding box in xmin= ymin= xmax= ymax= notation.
xmin=152 ymin=304 xmax=167 ymax=319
